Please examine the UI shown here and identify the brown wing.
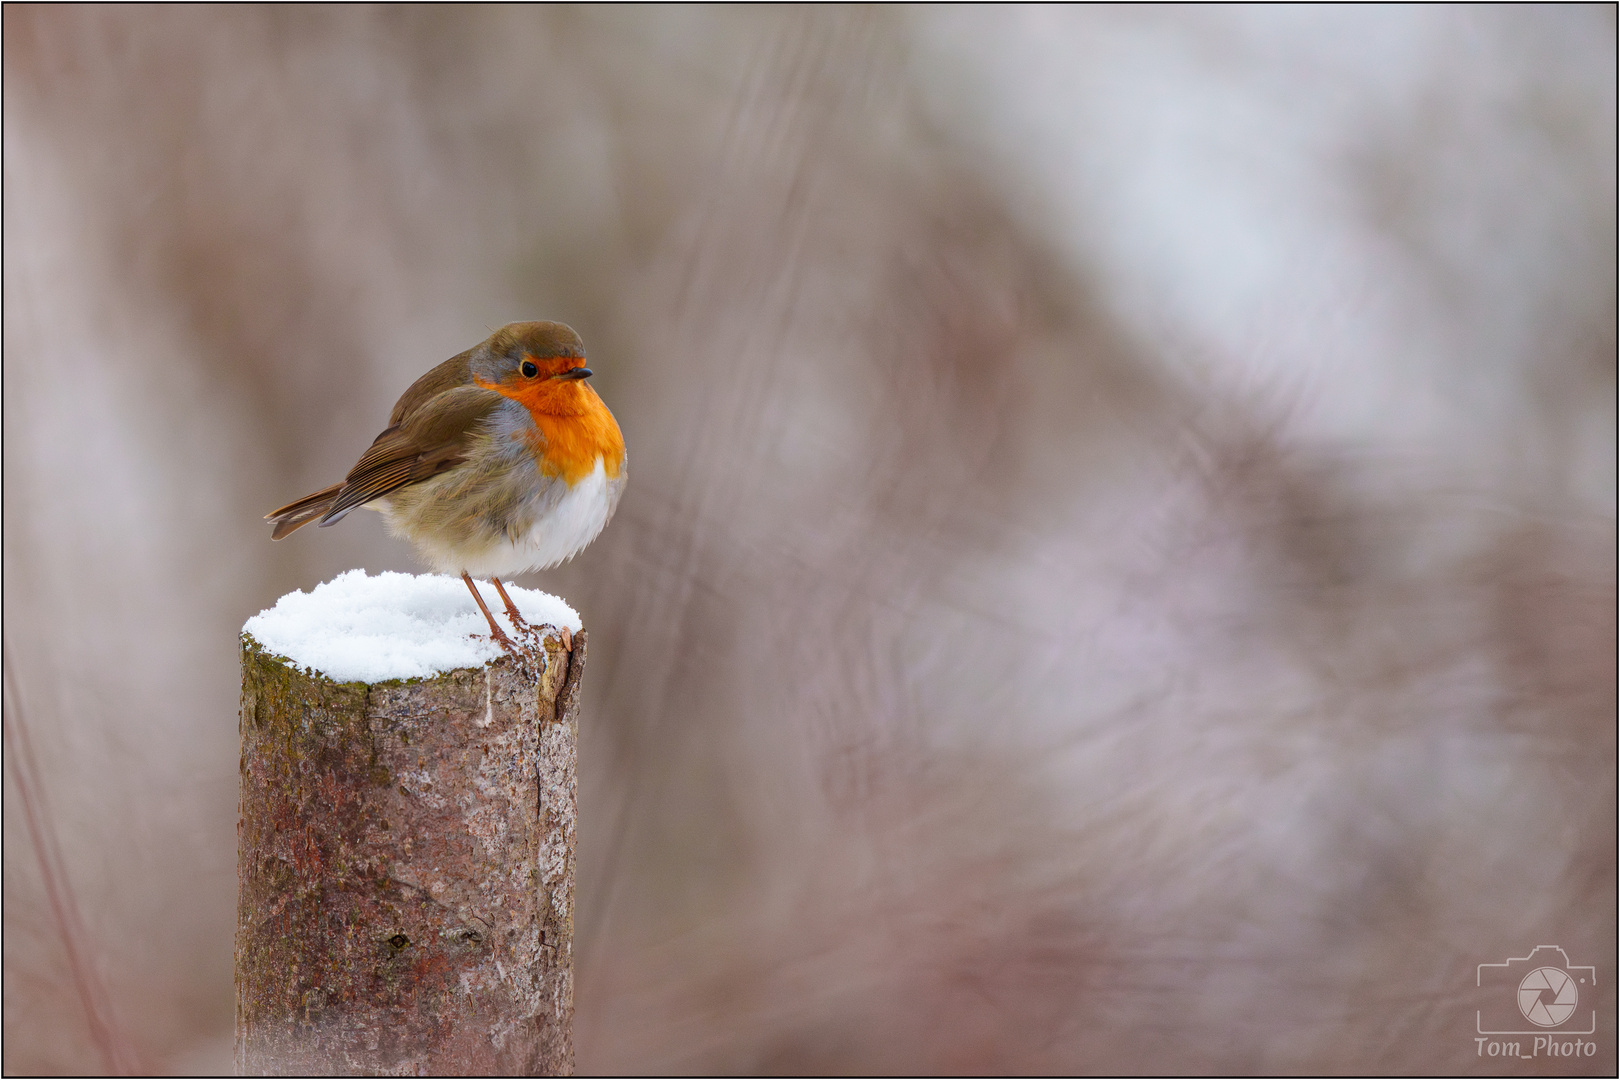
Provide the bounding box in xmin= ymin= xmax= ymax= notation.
xmin=319 ymin=384 xmax=503 ymax=525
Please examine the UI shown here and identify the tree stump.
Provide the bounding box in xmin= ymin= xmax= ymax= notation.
xmin=235 ymin=629 xmax=582 ymax=1076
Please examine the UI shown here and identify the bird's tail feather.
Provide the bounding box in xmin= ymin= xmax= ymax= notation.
xmin=264 ymin=482 xmax=344 ymax=540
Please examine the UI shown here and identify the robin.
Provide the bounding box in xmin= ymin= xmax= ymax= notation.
xmin=265 ymin=321 xmax=625 ymax=651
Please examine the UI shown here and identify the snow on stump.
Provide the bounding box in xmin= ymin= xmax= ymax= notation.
xmin=236 ymin=571 xmax=583 ymax=1076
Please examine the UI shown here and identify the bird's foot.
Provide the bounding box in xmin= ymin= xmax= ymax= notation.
xmin=487 ymin=576 xmax=576 ymax=658
xmin=462 ymin=573 xmax=547 ymax=679
xmin=491 ymin=578 xmax=559 ymax=657
xmin=498 ymin=633 xmax=548 ymax=683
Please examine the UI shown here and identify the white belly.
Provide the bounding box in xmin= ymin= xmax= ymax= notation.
xmin=537 ymin=459 xmax=618 ymax=567
xmin=386 ymin=455 xmax=621 ymax=579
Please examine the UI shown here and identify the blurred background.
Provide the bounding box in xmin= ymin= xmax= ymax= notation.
xmin=3 ymin=6 xmax=1614 ymax=1073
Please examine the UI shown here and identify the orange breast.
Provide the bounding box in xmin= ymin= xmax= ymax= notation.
xmin=529 ymin=389 xmax=626 ymax=484
xmin=477 ymin=376 xmax=625 ymax=485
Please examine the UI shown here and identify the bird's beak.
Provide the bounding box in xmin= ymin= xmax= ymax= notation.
xmin=554 ymin=366 xmax=592 ymax=381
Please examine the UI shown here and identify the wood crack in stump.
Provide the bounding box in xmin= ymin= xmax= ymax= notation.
xmin=552 ymin=631 xmax=587 ymax=726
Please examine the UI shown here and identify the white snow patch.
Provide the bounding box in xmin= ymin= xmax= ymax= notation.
xmin=242 ymin=569 xmax=582 ymax=684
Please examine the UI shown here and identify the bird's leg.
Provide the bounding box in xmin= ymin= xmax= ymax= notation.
xmin=491 ymin=576 xmax=556 ymax=654
xmin=490 ymin=577 xmax=529 ymax=632
xmin=461 ymin=572 xmax=514 ymax=649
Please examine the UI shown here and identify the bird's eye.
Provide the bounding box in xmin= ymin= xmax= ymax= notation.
xmin=521 ymin=360 xmax=539 ymax=378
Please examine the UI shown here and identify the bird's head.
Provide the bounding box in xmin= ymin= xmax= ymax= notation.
xmin=472 ymin=321 xmax=596 ymax=415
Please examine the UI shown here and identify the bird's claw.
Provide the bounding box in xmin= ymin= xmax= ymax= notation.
xmin=489 ymin=624 xmax=548 ymax=682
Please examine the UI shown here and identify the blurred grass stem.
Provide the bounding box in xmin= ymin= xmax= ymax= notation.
xmin=3 ymin=638 xmax=142 ymax=1074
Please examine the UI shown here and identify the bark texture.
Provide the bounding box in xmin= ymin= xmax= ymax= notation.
xmin=236 ymin=630 xmax=583 ymax=1076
